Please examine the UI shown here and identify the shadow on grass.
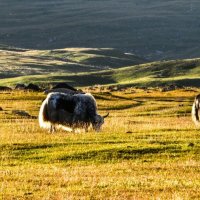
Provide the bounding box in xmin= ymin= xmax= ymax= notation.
xmin=134 ymin=96 xmax=194 ymax=102
xmin=2 ymin=142 xmax=196 ymax=165
xmin=0 ymin=140 xmax=129 ymax=154
xmin=101 ymin=103 xmax=137 ymax=110
xmin=100 ymin=100 xmax=144 ymax=111
xmin=59 ymin=146 xmax=188 ymax=162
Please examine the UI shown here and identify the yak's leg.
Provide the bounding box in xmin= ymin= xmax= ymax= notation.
xmin=49 ymin=124 xmax=56 ymax=133
xmin=72 ymin=122 xmax=82 ymax=133
xmin=71 ymin=115 xmax=80 ymax=133
xmin=71 ymin=125 xmax=77 ymax=133
xmin=85 ymin=123 xmax=89 ymax=132
xmin=48 ymin=111 xmax=58 ymax=133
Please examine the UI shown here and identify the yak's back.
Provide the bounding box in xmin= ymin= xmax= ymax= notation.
xmin=73 ymin=93 xmax=97 ymax=122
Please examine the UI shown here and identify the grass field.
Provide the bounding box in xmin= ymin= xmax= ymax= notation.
xmin=0 ymin=88 xmax=200 ymax=199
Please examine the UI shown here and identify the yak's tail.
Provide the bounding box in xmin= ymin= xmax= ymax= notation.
xmin=192 ymin=95 xmax=200 ymax=126
xmin=39 ymin=98 xmax=51 ymax=129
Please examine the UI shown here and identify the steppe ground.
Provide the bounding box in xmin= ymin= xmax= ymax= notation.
xmin=0 ymin=88 xmax=200 ymax=200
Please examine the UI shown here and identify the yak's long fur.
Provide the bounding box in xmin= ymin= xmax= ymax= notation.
xmin=192 ymin=94 xmax=200 ymax=126
xmin=39 ymin=97 xmax=51 ymax=129
xmin=39 ymin=92 xmax=106 ymax=132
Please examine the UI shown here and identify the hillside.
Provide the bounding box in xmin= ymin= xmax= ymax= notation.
xmin=1 ymin=49 xmax=200 ymax=87
xmin=0 ymin=47 xmax=145 ymax=79
xmin=1 ymin=0 xmax=200 ymax=60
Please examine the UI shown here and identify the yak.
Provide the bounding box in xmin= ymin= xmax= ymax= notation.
xmin=192 ymin=94 xmax=200 ymax=126
xmin=39 ymin=92 xmax=109 ymax=132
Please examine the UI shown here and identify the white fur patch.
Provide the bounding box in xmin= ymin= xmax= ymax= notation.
xmin=192 ymin=101 xmax=200 ymax=126
xmin=57 ymin=125 xmax=73 ymax=132
xmin=38 ymin=98 xmax=51 ymax=129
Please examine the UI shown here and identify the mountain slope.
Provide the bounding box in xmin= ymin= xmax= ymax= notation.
xmin=0 ymin=47 xmax=145 ymax=79
xmin=1 ymin=0 xmax=200 ymax=60
xmin=1 ymin=57 xmax=200 ymax=87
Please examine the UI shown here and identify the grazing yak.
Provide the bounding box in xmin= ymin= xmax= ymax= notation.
xmin=39 ymin=92 xmax=109 ymax=132
xmin=192 ymin=94 xmax=200 ymax=126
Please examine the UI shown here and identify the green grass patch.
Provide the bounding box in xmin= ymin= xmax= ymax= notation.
xmin=0 ymin=89 xmax=200 ymax=199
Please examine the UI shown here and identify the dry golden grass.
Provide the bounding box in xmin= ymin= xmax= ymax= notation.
xmin=0 ymin=88 xmax=200 ymax=199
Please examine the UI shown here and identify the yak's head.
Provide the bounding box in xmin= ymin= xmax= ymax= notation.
xmin=92 ymin=113 xmax=109 ymax=132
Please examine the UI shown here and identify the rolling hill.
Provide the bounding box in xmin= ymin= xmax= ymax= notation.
xmin=0 ymin=47 xmax=200 ymax=87
xmin=1 ymin=0 xmax=200 ymax=60
xmin=0 ymin=46 xmax=145 ymax=79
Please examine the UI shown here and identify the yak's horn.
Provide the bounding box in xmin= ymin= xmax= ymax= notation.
xmin=103 ymin=112 xmax=109 ymax=118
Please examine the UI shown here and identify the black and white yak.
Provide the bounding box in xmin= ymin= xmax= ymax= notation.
xmin=192 ymin=94 xmax=200 ymax=126
xmin=39 ymin=92 xmax=109 ymax=132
